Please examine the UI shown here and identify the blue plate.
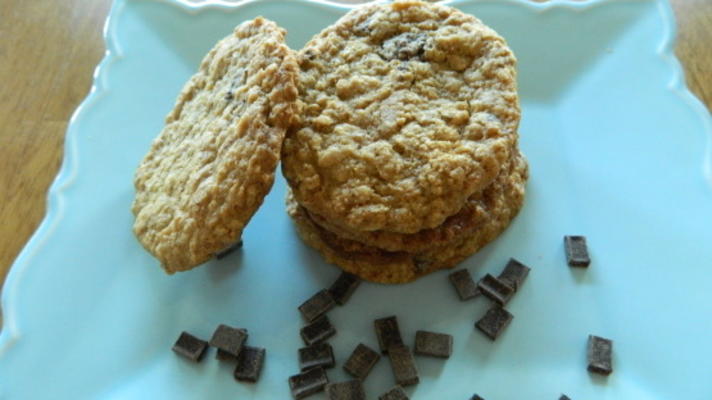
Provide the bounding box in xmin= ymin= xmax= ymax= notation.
xmin=2 ymin=0 xmax=711 ymax=398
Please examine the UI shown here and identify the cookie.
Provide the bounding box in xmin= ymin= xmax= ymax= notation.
xmin=307 ymin=153 xmax=527 ymax=253
xmin=282 ymin=1 xmax=520 ymax=234
xmin=132 ymin=17 xmax=298 ymax=273
xmin=287 ymin=158 xmax=526 ymax=284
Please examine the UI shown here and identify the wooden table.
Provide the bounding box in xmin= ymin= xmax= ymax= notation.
xmin=1 ymin=0 xmax=710 ymax=287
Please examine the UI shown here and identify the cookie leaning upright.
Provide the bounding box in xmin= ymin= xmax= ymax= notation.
xmin=282 ymin=1 xmax=520 ymax=234
xmin=132 ymin=17 xmax=298 ymax=273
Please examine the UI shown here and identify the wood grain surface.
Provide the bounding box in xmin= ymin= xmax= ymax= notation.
xmin=0 ymin=0 xmax=710 ymax=287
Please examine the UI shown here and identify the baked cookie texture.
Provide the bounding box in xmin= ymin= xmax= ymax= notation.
xmin=282 ymin=0 xmax=520 ymax=234
xmin=307 ymin=152 xmax=526 ymax=253
xmin=287 ymin=153 xmax=527 ymax=284
xmin=132 ymin=17 xmax=298 ymax=273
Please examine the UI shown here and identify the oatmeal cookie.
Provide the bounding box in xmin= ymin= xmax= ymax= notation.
xmin=286 ymin=159 xmax=526 ymax=284
xmin=282 ymin=1 xmax=520 ymax=234
xmin=132 ymin=17 xmax=298 ymax=273
xmin=307 ymin=152 xmax=527 ymax=253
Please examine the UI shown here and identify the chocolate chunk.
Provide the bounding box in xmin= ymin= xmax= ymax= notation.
xmin=216 ymin=349 xmax=237 ymax=361
xmin=379 ymin=385 xmax=409 ymax=400
xmin=559 ymin=395 xmax=572 ymax=400
xmin=498 ymin=258 xmax=530 ymax=291
xmin=215 ymin=240 xmax=243 ymax=259
xmin=325 ymin=380 xmax=366 ymax=400
xmin=414 ymin=330 xmax=453 ymax=358
xmin=209 ymin=324 xmax=247 ymax=356
xmin=378 ymin=32 xmax=427 ymax=61
xmin=343 ymin=343 xmax=381 ymax=380
xmin=477 ymin=274 xmax=514 ymax=306
xmin=565 ymin=236 xmax=590 ymax=267
xmin=299 ymin=342 xmax=335 ymax=371
xmin=234 ymin=345 xmax=266 ymax=382
xmin=215 ymin=328 xmax=247 ymax=361
xmin=587 ymin=335 xmax=613 ymax=375
xmin=387 ymin=345 xmax=419 ymax=386
xmin=328 ymin=272 xmax=361 ymax=305
xmin=449 ymin=269 xmax=480 ymax=301
xmin=301 ymin=315 xmax=336 ymax=346
xmin=299 ymin=289 xmax=336 ymax=322
xmin=289 ymin=367 xmax=329 ymax=399
xmin=374 ymin=316 xmax=404 ymax=354
xmin=470 ymin=395 xmax=485 ymax=400
xmin=475 ymin=306 xmax=513 ymax=340
xmin=172 ymin=331 xmax=208 ymax=362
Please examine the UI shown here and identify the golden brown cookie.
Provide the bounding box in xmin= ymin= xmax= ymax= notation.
xmin=307 ymin=153 xmax=527 ymax=253
xmin=286 ymin=157 xmax=526 ymax=284
xmin=282 ymin=1 xmax=520 ymax=234
xmin=132 ymin=17 xmax=298 ymax=273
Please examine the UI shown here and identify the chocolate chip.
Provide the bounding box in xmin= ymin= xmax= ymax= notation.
xmin=289 ymin=367 xmax=329 ymax=399
xmin=414 ymin=330 xmax=453 ymax=358
xmin=224 ymin=91 xmax=234 ymax=102
xmin=234 ymin=345 xmax=266 ymax=383
xmin=328 ymin=272 xmax=361 ymax=305
xmin=378 ymin=32 xmax=428 ymax=61
xmin=559 ymin=395 xmax=572 ymax=400
xmin=497 ymin=258 xmax=530 ymax=291
xmin=475 ymin=306 xmax=513 ymax=341
xmin=587 ymin=335 xmax=613 ymax=375
xmin=299 ymin=342 xmax=335 ymax=371
xmin=387 ymin=345 xmax=419 ymax=386
xmin=343 ymin=343 xmax=381 ymax=380
xmin=325 ymin=380 xmax=366 ymax=400
xmin=301 ymin=315 xmax=336 ymax=346
xmin=470 ymin=395 xmax=485 ymax=400
xmin=477 ymin=274 xmax=514 ymax=306
xmin=375 ymin=316 xmax=404 ymax=354
xmin=172 ymin=331 xmax=208 ymax=362
xmin=299 ymin=289 xmax=336 ymax=322
xmin=209 ymin=324 xmax=247 ymax=356
xmin=379 ymin=385 xmax=409 ymax=400
xmin=565 ymin=235 xmax=590 ymax=267
xmin=449 ymin=269 xmax=480 ymax=301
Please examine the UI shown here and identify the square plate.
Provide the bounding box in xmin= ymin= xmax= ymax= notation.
xmin=2 ymin=0 xmax=711 ymax=398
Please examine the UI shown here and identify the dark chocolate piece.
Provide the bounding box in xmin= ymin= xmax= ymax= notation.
xmin=328 ymin=272 xmax=361 ymax=305
xmin=564 ymin=235 xmax=590 ymax=267
xmin=209 ymin=324 xmax=247 ymax=356
xmin=477 ymin=274 xmax=514 ymax=306
xmin=587 ymin=335 xmax=613 ymax=375
xmin=387 ymin=345 xmax=419 ymax=386
xmin=234 ymin=345 xmax=266 ymax=382
xmin=475 ymin=306 xmax=513 ymax=340
xmin=215 ymin=240 xmax=243 ymax=259
xmin=216 ymin=349 xmax=237 ymax=361
xmin=215 ymin=328 xmax=247 ymax=361
xmin=172 ymin=331 xmax=208 ymax=362
xmin=325 ymin=380 xmax=366 ymax=400
xmin=289 ymin=367 xmax=329 ymax=399
xmin=300 ymin=315 xmax=336 ymax=346
xmin=374 ymin=316 xmax=404 ymax=354
xmin=413 ymin=330 xmax=453 ymax=358
xmin=559 ymin=395 xmax=572 ymax=400
xmin=343 ymin=343 xmax=381 ymax=380
xmin=470 ymin=395 xmax=485 ymax=400
xmin=379 ymin=385 xmax=409 ymax=400
xmin=299 ymin=342 xmax=335 ymax=371
xmin=449 ymin=269 xmax=480 ymax=301
xmin=498 ymin=258 xmax=530 ymax=291
xmin=299 ymin=289 xmax=336 ymax=323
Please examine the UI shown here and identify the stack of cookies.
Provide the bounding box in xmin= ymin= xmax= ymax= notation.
xmin=282 ymin=1 xmax=528 ymax=283
xmin=131 ymin=1 xmax=527 ymax=282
